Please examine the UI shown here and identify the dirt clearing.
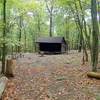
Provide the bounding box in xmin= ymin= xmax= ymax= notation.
xmin=2 ymin=51 xmax=100 ymax=100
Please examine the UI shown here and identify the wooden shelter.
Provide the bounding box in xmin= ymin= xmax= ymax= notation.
xmin=36 ymin=37 xmax=67 ymax=53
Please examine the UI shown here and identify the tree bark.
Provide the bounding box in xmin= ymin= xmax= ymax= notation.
xmin=73 ymin=0 xmax=88 ymax=63
xmin=97 ymin=0 xmax=100 ymax=24
xmin=45 ymin=0 xmax=53 ymax=37
xmin=18 ymin=16 xmax=22 ymax=53
xmin=0 ymin=77 xmax=8 ymax=98
xmin=78 ymin=0 xmax=88 ymax=62
xmin=37 ymin=16 xmax=41 ymax=36
xmin=24 ymin=29 xmax=27 ymax=52
xmin=91 ymin=0 xmax=99 ymax=72
xmin=1 ymin=0 xmax=7 ymax=74
xmin=5 ymin=59 xmax=14 ymax=77
xmin=0 ymin=49 xmax=2 ymax=60
xmin=49 ymin=12 xmax=53 ymax=37
xmin=74 ymin=0 xmax=83 ymax=52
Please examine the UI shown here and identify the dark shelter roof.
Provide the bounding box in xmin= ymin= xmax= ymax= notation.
xmin=36 ymin=37 xmax=66 ymax=43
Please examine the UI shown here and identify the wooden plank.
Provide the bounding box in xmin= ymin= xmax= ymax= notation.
xmin=0 ymin=77 xmax=8 ymax=98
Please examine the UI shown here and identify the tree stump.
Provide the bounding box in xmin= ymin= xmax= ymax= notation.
xmin=40 ymin=51 xmax=44 ymax=57
xmin=0 ymin=77 xmax=8 ymax=99
xmin=5 ymin=59 xmax=14 ymax=77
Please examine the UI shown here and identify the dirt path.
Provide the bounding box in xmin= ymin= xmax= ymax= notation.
xmin=2 ymin=51 xmax=100 ymax=100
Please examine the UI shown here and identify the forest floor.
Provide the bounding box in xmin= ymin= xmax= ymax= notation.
xmin=2 ymin=51 xmax=100 ymax=100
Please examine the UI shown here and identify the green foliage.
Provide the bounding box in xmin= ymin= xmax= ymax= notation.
xmin=0 ymin=0 xmax=99 ymax=53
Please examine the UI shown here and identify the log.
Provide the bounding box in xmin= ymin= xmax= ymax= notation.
xmin=87 ymin=72 xmax=100 ymax=79
xmin=0 ymin=77 xmax=8 ymax=98
xmin=5 ymin=59 xmax=14 ymax=77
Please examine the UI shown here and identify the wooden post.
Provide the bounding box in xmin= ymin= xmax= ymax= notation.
xmin=5 ymin=59 xmax=14 ymax=77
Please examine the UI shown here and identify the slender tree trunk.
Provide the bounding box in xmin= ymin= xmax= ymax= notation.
xmin=69 ymin=4 xmax=82 ymax=51
xmin=49 ymin=12 xmax=53 ymax=37
xmin=97 ymin=0 xmax=100 ymax=24
xmin=37 ymin=16 xmax=41 ymax=36
xmin=11 ymin=46 xmax=14 ymax=58
xmin=78 ymin=0 xmax=88 ymax=61
xmin=1 ymin=0 xmax=7 ymax=74
xmin=0 ymin=49 xmax=2 ymax=60
xmin=0 ymin=50 xmax=2 ymax=60
xmin=91 ymin=0 xmax=99 ymax=72
xmin=45 ymin=0 xmax=53 ymax=37
xmin=65 ymin=17 xmax=69 ymax=52
xmin=83 ymin=42 xmax=88 ymax=62
xmin=74 ymin=0 xmax=83 ymax=52
xmin=88 ymin=25 xmax=92 ymax=50
xmin=73 ymin=0 xmax=88 ymax=63
xmin=78 ymin=34 xmax=83 ymax=52
xmin=18 ymin=16 xmax=22 ymax=53
xmin=24 ymin=29 xmax=27 ymax=52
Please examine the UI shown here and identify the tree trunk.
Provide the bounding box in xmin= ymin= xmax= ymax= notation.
xmin=24 ymin=29 xmax=27 ymax=52
xmin=69 ymin=4 xmax=82 ymax=51
xmin=78 ymin=0 xmax=88 ymax=61
xmin=73 ymin=0 xmax=88 ymax=63
xmin=91 ymin=0 xmax=99 ymax=72
xmin=78 ymin=34 xmax=83 ymax=52
xmin=0 ymin=77 xmax=8 ymax=99
xmin=97 ymin=0 xmax=100 ymax=24
xmin=11 ymin=46 xmax=14 ymax=58
xmin=74 ymin=0 xmax=83 ymax=52
xmin=5 ymin=59 xmax=14 ymax=77
xmin=45 ymin=0 xmax=53 ymax=37
xmin=1 ymin=0 xmax=7 ymax=74
xmin=37 ymin=16 xmax=41 ymax=36
xmin=65 ymin=17 xmax=69 ymax=52
xmin=49 ymin=13 xmax=53 ymax=37
xmin=0 ymin=49 xmax=2 ymax=60
xmin=18 ymin=16 xmax=22 ymax=53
